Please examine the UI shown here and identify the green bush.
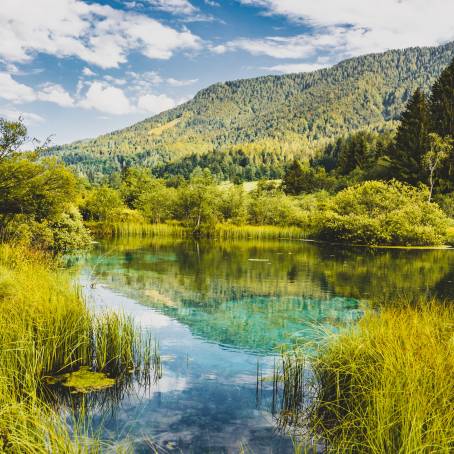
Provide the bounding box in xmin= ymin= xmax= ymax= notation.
xmin=80 ymin=186 xmax=124 ymax=221
xmin=313 ymin=181 xmax=449 ymax=245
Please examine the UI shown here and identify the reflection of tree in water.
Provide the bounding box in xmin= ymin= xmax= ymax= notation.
xmin=83 ymin=238 xmax=454 ymax=352
xmin=91 ymin=237 xmax=454 ymax=302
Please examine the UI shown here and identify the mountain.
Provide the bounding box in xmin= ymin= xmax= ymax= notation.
xmin=54 ymin=42 xmax=454 ymax=181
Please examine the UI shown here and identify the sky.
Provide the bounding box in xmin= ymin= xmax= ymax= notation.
xmin=1 ymin=0 xmax=454 ymax=145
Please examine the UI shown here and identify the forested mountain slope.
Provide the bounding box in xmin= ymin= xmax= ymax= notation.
xmin=54 ymin=42 xmax=454 ymax=180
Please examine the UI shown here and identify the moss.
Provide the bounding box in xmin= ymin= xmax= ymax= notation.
xmin=47 ymin=366 xmax=115 ymax=394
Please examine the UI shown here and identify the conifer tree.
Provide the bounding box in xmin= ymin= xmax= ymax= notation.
xmin=391 ymin=88 xmax=431 ymax=184
xmin=430 ymin=57 xmax=454 ymax=190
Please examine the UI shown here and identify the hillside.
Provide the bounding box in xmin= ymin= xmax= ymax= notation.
xmin=54 ymin=42 xmax=454 ymax=180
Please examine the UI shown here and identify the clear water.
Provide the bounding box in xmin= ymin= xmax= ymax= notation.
xmin=77 ymin=237 xmax=454 ymax=453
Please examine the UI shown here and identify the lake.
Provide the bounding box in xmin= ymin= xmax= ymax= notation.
xmin=76 ymin=237 xmax=454 ymax=452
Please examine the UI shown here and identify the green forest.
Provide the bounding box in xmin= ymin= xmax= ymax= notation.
xmin=53 ymin=42 xmax=454 ymax=182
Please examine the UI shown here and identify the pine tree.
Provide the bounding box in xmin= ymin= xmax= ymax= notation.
xmin=282 ymin=160 xmax=307 ymax=195
xmin=430 ymin=57 xmax=454 ymax=190
xmin=391 ymin=88 xmax=431 ymax=184
xmin=430 ymin=58 xmax=454 ymax=137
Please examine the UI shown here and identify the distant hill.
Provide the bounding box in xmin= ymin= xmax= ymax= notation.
xmin=53 ymin=42 xmax=454 ymax=181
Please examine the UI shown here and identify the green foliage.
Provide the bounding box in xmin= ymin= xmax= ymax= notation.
xmin=310 ymin=302 xmax=454 ymax=452
xmin=283 ymin=159 xmax=338 ymax=195
xmin=390 ymin=88 xmax=431 ymax=184
xmin=174 ymin=170 xmax=222 ymax=232
xmin=0 ymin=117 xmax=28 ymax=160
xmin=0 ymin=118 xmax=91 ymax=252
xmin=80 ymin=186 xmax=124 ymax=221
xmin=0 ymin=244 xmax=156 ymax=452
xmin=313 ymin=181 xmax=449 ymax=245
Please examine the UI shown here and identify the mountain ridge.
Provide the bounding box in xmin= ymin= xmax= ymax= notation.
xmin=53 ymin=41 xmax=454 ymax=180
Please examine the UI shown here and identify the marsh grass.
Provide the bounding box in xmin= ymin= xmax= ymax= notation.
xmin=86 ymin=221 xmax=187 ymax=238
xmin=0 ymin=243 xmax=156 ymax=452
xmin=88 ymin=220 xmax=308 ymax=241
xmin=279 ymin=301 xmax=454 ymax=453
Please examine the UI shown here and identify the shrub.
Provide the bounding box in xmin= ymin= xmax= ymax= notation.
xmin=313 ymin=180 xmax=449 ymax=245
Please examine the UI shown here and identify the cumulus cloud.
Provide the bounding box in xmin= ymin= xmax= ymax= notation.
xmin=237 ymin=0 xmax=454 ymax=60
xmin=148 ymin=0 xmax=197 ymax=15
xmin=79 ymin=81 xmax=133 ymax=115
xmin=82 ymin=67 xmax=96 ymax=77
xmin=0 ymin=72 xmax=36 ymax=103
xmin=137 ymin=93 xmax=177 ymax=114
xmin=1 ymin=107 xmax=44 ymax=124
xmin=0 ymin=0 xmax=202 ymax=69
xmin=0 ymin=73 xmax=75 ymax=107
xmin=265 ymin=62 xmax=329 ymax=74
xmin=37 ymin=83 xmax=74 ymax=107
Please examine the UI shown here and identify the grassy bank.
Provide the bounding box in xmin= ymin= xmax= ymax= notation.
xmin=87 ymin=221 xmax=308 ymax=241
xmin=0 ymin=244 xmax=154 ymax=453
xmin=283 ymin=302 xmax=454 ymax=453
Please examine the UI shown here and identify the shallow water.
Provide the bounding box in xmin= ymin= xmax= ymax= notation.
xmin=77 ymin=237 xmax=454 ymax=452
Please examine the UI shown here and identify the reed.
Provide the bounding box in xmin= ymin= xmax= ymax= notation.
xmin=86 ymin=221 xmax=187 ymax=238
xmin=209 ymin=224 xmax=308 ymax=240
xmin=0 ymin=243 xmax=156 ymax=452
xmin=280 ymin=301 xmax=454 ymax=453
xmin=88 ymin=220 xmax=308 ymax=241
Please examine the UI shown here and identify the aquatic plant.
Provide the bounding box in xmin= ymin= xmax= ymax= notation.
xmin=279 ymin=301 xmax=454 ymax=453
xmin=0 ymin=243 xmax=157 ymax=452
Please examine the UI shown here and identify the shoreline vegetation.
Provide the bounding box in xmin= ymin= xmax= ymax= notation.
xmin=86 ymin=220 xmax=454 ymax=249
xmin=281 ymin=301 xmax=454 ymax=453
xmin=0 ymin=244 xmax=157 ymax=453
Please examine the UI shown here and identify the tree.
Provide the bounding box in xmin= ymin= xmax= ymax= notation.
xmin=0 ymin=118 xmax=27 ymax=160
xmin=430 ymin=58 xmax=454 ymax=188
xmin=0 ymin=117 xmax=91 ymax=251
xmin=390 ymin=88 xmax=431 ymax=184
xmin=81 ymin=187 xmax=124 ymax=221
xmin=175 ymin=169 xmax=221 ymax=233
xmin=423 ymin=133 xmax=453 ymax=202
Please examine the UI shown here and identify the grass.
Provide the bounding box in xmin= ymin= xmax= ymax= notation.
xmin=446 ymin=223 xmax=454 ymax=246
xmin=86 ymin=221 xmax=187 ymax=238
xmin=279 ymin=301 xmax=454 ymax=453
xmin=0 ymin=243 xmax=156 ymax=452
xmin=87 ymin=220 xmax=308 ymax=241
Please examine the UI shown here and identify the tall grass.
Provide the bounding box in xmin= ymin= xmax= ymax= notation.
xmin=210 ymin=224 xmax=308 ymax=240
xmin=88 ymin=221 xmax=308 ymax=241
xmin=280 ymin=302 xmax=454 ymax=453
xmin=86 ymin=221 xmax=186 ymax=238
xmin=0 ymin=243 xmax=155 ymax=452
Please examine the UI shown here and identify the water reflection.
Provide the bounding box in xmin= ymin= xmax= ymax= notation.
xmin=71 ymin=237 xmax=454 ymax=452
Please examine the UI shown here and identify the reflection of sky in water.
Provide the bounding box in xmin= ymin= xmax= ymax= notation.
xmin=76 ymin=239 xmax=454 ymax=452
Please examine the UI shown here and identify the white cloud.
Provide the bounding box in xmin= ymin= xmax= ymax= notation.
xmin=0 ymin=0 xmax=201 ymax=69
xmin=238 ymin=1 xmax=454 ymax=60
xmin=82 ymin=67 xmax=96 ymax=77
xmin=38 ymin=83 xmax=74 ymax=107
xmin=148 ymin=0 xmax=197 ymax=15
xmin=0 ymin=72 xmax=36 ymax=103
xmin=265 ymin=62 xmax=329 ymax=74
xmin=1 ymin=107 xmax=44 ymax=124
xmin=79 ymin=81 xmax=133 ymax=115
xmin=166 ymin=77 xmax=198 ymax=87
xmin=137 ymin=93 xmax=176 ymax=114
xmin=0 ymin=72 xmax=75 ymax=107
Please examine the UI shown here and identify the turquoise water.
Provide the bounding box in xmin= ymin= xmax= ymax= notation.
xmin=78 ymin=238 xmax=454 ymax=452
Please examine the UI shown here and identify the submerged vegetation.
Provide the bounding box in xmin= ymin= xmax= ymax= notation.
xmin=279 ymin=302 xmax=454 ymax=453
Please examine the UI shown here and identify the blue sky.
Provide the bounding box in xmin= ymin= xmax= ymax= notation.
xmin=1 ymin=0 xmax=454 ymax=145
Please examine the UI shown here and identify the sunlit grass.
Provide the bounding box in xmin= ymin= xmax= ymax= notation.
xmin=0 ymin=243 xmax=155 ymax=452
xmin=280 ymin=301 xmax=454 ymax=453
xmin=86 ymin=221 xmax=187 ymax=238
